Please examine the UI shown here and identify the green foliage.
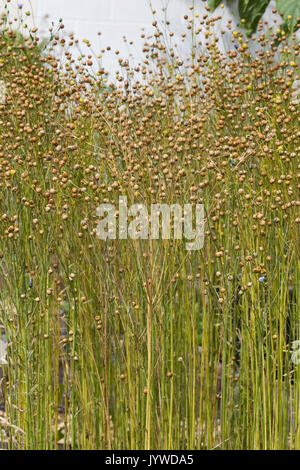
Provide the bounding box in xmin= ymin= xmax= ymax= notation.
xmin=238 ymin=0 xmax=270 ymax=36
xmin=276 ymin=0 xmax=300 ymax=32
xmin=208 ymin=0 xmax=300 ymax=35
xmin=208 ymin=0 xmax=223 ymax=9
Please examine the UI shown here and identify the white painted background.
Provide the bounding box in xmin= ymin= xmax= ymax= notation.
xmin=34 ymin=0 xmax=241 ymax=73
xmin=2 ymin=1 xmax=296 ymax=75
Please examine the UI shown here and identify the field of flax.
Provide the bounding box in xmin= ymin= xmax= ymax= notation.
xmin=0 ymin=3 xmax=299 ymax=450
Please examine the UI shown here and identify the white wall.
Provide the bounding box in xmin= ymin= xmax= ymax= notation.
xmin=2 ymin=1 xmax=297 ymax=76
xmin=35 ymin=0 xmax=200 ymax=74
xmin=32 ymin=0 xmax=244 ymax=74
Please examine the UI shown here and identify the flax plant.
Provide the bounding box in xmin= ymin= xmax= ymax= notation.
xmin=0 ymin=1 xmax=299 ymax=450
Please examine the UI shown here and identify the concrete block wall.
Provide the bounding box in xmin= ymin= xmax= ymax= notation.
xmin=35 ymin=0 xmax=194 ymax=74
xmin=1 ymin=1 xmax=296 ymax=76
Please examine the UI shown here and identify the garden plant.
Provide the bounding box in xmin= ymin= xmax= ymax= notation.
xmin=0 ymin=0 xmax=299 ymax=450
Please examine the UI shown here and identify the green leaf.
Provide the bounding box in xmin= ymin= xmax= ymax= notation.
xmin=238 ymin=0 xmax=271 ymax=36
xmin=208 ymin=0 xmax=223 ymax=12
xmin=276 ymin=0 xmax=300 ymax=32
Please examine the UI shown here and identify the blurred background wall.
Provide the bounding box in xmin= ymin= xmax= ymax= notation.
xmin=1 ymin=0 xmax=294 ymax=76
